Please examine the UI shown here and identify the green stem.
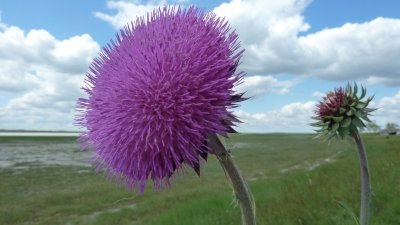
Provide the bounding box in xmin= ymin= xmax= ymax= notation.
xmin=208 ymin=134 xmax=256 ymax=225
xmin=353 ymin=132 xmax=370 ymax=225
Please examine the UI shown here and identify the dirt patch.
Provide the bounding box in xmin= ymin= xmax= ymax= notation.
xmin=280 ymin=151 xmax=342 ymax=173
xmin=87 ymin=204 xmax=137 ymax=220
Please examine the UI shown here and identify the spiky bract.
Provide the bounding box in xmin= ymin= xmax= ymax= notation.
xmin=312 ymin=83 xmax=375 ymax=140
xmin=76 ymin=6 xmax=245 ymax=192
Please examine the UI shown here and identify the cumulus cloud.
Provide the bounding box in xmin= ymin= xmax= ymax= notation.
xmin=298 ymin=18 xmax=400 ymax=84
xmin=234 ymin=91 xmax=400 ymax=133
xmin=213 ymin=0 xmax=400 ymax=85
xmin=96 ymin=0 xmax=400 ymax=88
xmin=0 ymin=27 xmax=98 ymax=74
xmin=311 ymin=91 xmax=325 ymax=99
xmin=0 ymin=24 xmax=99 ymax=130
xmin=235 ymin=101 xmax=316 ymax=132
xmin=94 ymin=0 xmax=194 ymax=29
xmin=235 ymin=75 xmax=296 ymax=97
xmin=374 ymin=91 xmax=400 ymax=126
xmin=0 ymin=60 xmax=41 ymax=92
xmin=94 ymin=0 xmax=167 ymax=29
xmin=2 ymin=0 xmax=397 ymax=131
xmin=214 ymin=0 xmax=311 ymax=73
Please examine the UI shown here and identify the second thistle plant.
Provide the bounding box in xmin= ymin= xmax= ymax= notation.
xmin=312 ymin=83 xmax=376 ymax=225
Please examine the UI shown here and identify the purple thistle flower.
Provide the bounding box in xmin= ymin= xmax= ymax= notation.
xmin=76 ymin=6 xmax=245 ymax=192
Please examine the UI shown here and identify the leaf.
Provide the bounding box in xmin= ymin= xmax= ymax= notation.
xmin=352 ymin=117 xmax=365 ymax=128
xmin=353 ymin=82 xmax=358 ymax=98
xmin=192 ymin=161 xmax=201 ymax=176
xmin=340 ymin=126 xmax=351 ymax=138
xmin=313 ymin=133 xmax=324 ymax=139
xmin=347 ymin=109 xmax=354 ymax=116
xmin=364 ymin=108 xmax=377 ymax=113
xmin=341 ymin=118 xmax=352 ymax=127
xmin=339 ymin=107 xmax=347 ymax=114
xmin=310 ymin=122 xmax=323 ymax=127
xmin=338 ymin=129 xmax=345 ymax=139
xmin=337 ymin=201 xmax=361 ymax=225
xmin=346 ymin=82 xmax=352 ymax=96
xmin=367 ymin=94 xmax=375 ymax=103
xmin=332 ymin=123 xmax=340 ymax=131
xmin=333 ymin=116 xmax=344 ymax=122
xmin=327 ymin=131 xmax=338 ymax=141
xmin=314 ymin=128 xmax=326 ymax=132
xmin=360 ymin=85 xmax=366 ymax=99
xmin=338 ymin=127 xmax=349 ymax=139
xmin=355 ymin=110 xmax=364 ymax=118
xmin=362 ymin=115 xmax=372 ymax=123
xmin=349 ymin=124 xmax=359 ymax=135
xmin=356 ymin=102 xmax=367 ymax=109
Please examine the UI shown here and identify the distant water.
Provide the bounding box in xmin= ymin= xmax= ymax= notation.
xmin=0 ymin=135 xmax=91 ymax=169
xmin=0 ymin=132 xmax=81 ymax=137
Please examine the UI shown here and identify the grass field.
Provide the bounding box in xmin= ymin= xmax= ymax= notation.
xmin=0 ymin=134 xmax=399 ymax=225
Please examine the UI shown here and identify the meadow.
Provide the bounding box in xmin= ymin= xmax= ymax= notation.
xmin=0 ymin=134 xmax=399 ymax=225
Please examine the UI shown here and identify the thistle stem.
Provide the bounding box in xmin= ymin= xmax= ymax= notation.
xmin=208 ymin=134 xmax=256 ymax=225
xmin=353 ymin=132 xmax=370 ymax=225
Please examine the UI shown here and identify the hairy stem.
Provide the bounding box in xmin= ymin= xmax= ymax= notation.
xmin=353 ymin=132 xmax=371 ymax=225
xmin=208 ymin=134 xmax=256 ymax=225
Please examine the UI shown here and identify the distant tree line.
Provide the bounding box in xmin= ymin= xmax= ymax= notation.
xmin=364 ymin=121 xmax=399 ymax=135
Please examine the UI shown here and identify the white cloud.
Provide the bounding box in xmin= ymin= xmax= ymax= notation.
xmin=94 ymin=0 xmax=167 ymax=29
xmin=235 ymin=101 xmax=316 ymax=132
xmin=298 ymin=18 xmax=400 ymax=83
xmin=235 ymin=75 xmax=296 ymax=97
xmin=213 ymin=0 xmax=400 ymax=85
xmin=0 ymin=26 xmax=98 ymax=75
xmin=51 ymin=34 xmax=100 ymax=73
xmin=234 ymin=91 xmax=400 ymax=133
xmin=0 ymin=60 xmax=41 ymax=92
xmin=311 ymin=91 xmax=325 ymax=99
xmin=213 ymin=0 xmax=311 ymax=74
xmin=94 ymin=0 xmax=193 ymax=29
xmin=96 ymin=0 xmax=400 ymax=86
xmin=0 ymin=24 xmax=100 ymax=130
xmin=374 ymin=91 xmax=400 ymax=126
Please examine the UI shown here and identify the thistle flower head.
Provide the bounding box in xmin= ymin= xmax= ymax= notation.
xmin=312 ymin=83 xmax=375 ymax=140
xmin=75 ymin=6 xmax=245 ymax=192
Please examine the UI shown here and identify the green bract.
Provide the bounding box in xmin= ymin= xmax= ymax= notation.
xmin=311 ymin=83 xmax=376 ymax=140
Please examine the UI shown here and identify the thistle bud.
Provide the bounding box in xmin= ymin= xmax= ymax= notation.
xmin=311 ymin=83 xmax=376 ymax=140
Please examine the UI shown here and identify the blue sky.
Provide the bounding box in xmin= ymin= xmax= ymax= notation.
xmin=0 ymin=0 xmax=399 ymax=132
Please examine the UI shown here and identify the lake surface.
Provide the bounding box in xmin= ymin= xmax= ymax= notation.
xmin=0 ymin=137 xmax=91 ymax=169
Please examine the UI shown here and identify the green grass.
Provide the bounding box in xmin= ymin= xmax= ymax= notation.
xmin=0 ymin=134 xmax=399 ymax=225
